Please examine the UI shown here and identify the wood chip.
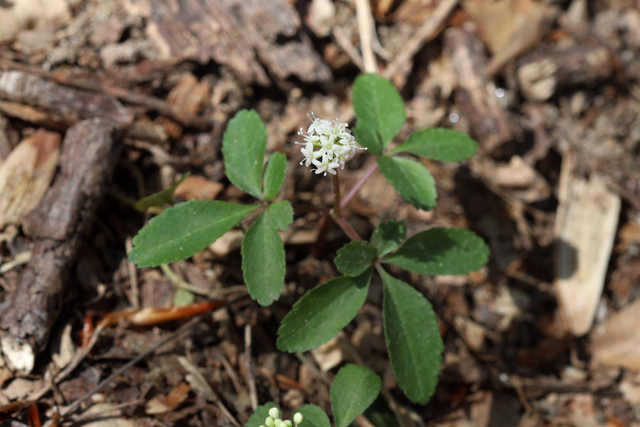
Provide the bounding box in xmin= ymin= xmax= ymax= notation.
xmin=0 ymin=0 xmax=70 ymax=43
xmin=167 ymin=74 xmax=211 ymax=119
xmin=592 ymin=298 xmax=640 ymax=371
xmin=555 ymin=157 xmax=621 ymax=336
xmin=463 ymin=0 xmax=558 ymax=76
xmin=124 ymin=0 xmax=331 ymax=85
xmin=0 ymin=129 xmax=60 ymax=228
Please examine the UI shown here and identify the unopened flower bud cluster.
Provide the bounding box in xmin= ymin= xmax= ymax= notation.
xmin=296 ymin=114 xmax=366 ymax=176
xmin=260 ymin=407 xmax=303 ymax=427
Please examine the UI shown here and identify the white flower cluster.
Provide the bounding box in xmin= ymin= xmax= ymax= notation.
xmin=260 ymin=407 xmax=303 ymax=427
xmin=296 ymin=114 xmax=366 ymax=176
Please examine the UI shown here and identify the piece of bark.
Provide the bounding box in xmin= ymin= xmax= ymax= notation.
xmin=0 ymin=119 xmax=119 ymax=372
xmin=445 ymin=28 xmax=514 ymax=153
xmin=517 ymin=46 xmax=614 ymax=101
xmin=0 ymin=71 xmax=134 ymax=125
xmin=555 ymin=156 xmax=621 ymax=336
xmin=123 ymin=0 xmax=331 ymax=85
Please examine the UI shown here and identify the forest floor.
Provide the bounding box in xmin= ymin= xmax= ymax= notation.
xmin=1 ymin=0 xmax=640 ymax=426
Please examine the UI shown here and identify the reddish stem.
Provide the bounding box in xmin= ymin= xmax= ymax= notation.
xmin=340 ymin=161 xmax=378 ymax=210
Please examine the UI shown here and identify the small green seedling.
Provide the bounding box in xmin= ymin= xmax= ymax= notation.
xmin=129 ymin=73 xmax=489 ymax=410
xmin=247 ymin=363 xmax=380 ymax=427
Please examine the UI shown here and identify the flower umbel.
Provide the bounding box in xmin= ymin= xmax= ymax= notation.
xmin=296 ymin=114 xmax=366 ymax=176
xmin=259 ymin=407 xmax=303 ymax=427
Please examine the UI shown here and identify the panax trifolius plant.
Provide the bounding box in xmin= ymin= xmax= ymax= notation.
xmin=246 ymin=363 xmax=381 ymax=427
xmin=128 ymin=74 xmax=489 ymax=414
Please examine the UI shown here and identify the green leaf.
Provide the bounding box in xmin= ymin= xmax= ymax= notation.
xmin=222 ymin=109 xmax=266 ymax=199
xmin=378 ymin=155 xmax=437 ymax=210
xmin=134 ymin=173 xmax=189 ymax=212
xmin=331 ymin=364 xmax=381 ymax=427
xmin=363 ymin=396 xmax=401 ymax=427
xmin=242 ymin=210 xmax=285 ymax=306
xmin=263 ymin=151 xmax=288 ymax=200
xmin=129 ymin=201 xmax=258 ymax=267
xmin=267 ymin=200 xmax=293 ymax=231
xmin=334 ymin=241 xmax=378 ymax=277
xmin=371 ymin=219 xmax=407 ymax=257
xmin=353 ymin=74 xmax=405 ymax=151
xmin=293 ymin=405 xmax=331 ymax=427
xmin=277 ymin=270 xmax=372 ymax=352
xmin=246 ymin=402 xmax=278 ymax=427
xmin=392 ymin=128 xmax=478 ymax=162
xmin=384 ymin=227 xmax=489 ymax=275
xmin=380 ymin=268 xmax=443 ymax=404
xmin=353 ymin=125 xmax=383 ymax=154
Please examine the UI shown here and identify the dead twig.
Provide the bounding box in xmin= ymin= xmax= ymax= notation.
xmin=355 ymin=0 xmax=378 ymax=73
xmin=244 ymin=323 xmax=259 ymax=411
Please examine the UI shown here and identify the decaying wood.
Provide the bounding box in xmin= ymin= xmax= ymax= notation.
xmin=0 ymin=129 xmax=61 ymax=228
xmin=517 ymin=46 xmax=614 ymax=101
xmin=123 ymin=0 xmax=331 ymax=85
xmin=554 ymin=155 xmax=621 ymax=336
xmin=0 ymin=71 xmax=133 ymax=126
xmin=444 ymin=28 xmax=513 ymax=153
xmin=0 ymin=119 xmax=119 ymax=371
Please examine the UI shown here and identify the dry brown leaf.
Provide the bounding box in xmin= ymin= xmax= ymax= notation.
xmin=555 ymin=166 xmax=620 ymax=336
xmin=167 ymin=74 xmax=211 ymax=119
xmin=592 ymin=299 xmax=640 ymax=371
xmin=463 ymin=0 xmax=557 ymax=75
xmin=146 ymin=382 xmax=191 ymax=415
xmin=0 ymin=129 xmax=61 ymax=229
xmin=174 ymin=175 xmax=224 ymax=201
xmin=393 ymin=0 xmax=438 ymax=24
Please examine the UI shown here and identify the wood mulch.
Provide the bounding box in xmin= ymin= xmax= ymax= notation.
xmin=0 ymin=0 xmax=639 ymax=425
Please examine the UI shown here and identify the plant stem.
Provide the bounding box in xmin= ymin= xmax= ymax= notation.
xmin=340 ymin=161 xmax=378 ymax=210
xmin=336 ymin=217 xmax=361 ymax=241
xmin=332 ymin=172 xmax=342 ymax=218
